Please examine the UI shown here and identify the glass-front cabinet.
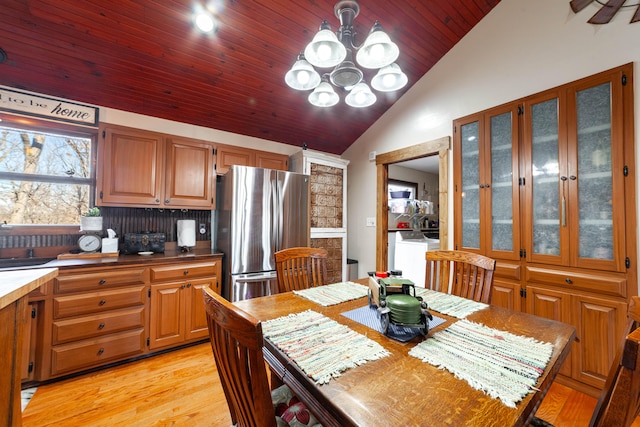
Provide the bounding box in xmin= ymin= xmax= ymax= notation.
xmin=454 ymin=64 xmax=635 ymax=394
xmin=522 ymin=72 xmax=626 ymax=272
xmin=454 ymin=103 xmax=521 ymax=261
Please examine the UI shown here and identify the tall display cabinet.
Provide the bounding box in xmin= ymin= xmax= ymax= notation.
xmin=453 ymin=63 xmax=637 ymax=396
xmin=290 ymin=150 xmax=349 ymax=284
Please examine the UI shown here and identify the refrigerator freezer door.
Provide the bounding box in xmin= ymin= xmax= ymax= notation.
xmin=228 ymin=167 xmax=278 ymax=275
xmin=230 ymin=271 xmax=278 ymax=302
xmin=277 ymin=170 xmax=309 ymax=250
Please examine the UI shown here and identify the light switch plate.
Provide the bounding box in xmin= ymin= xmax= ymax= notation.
xmin=366 ymin=217 xmax=376 ymax=227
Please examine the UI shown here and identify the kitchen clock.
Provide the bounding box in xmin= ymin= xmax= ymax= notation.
xmin=78 ymin=234 xmax=102 ymax=252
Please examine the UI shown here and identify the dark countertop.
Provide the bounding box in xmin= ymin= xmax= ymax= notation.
xmin=0 ymin=248 xmax=224 ymax=272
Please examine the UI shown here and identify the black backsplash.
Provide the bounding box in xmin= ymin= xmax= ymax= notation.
xmin=101 ymin=207 xmax=211 ymax=242
xmin=0 ymin=207 xmax=212 ymax=252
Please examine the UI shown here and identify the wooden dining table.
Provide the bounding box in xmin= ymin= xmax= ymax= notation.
xmin=234 ymin=278 xmax=576 ymax=427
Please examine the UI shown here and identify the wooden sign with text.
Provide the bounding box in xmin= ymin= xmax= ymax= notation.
xmin=0 ymin=86 xmax=99 ymax=127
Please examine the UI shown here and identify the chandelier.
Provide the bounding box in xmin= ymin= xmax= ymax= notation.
xmin=285 ymin=0 xmax=408 ymax=108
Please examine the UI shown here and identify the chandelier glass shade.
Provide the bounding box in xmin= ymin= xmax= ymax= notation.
xmin=285 ymin=0 xmax=407 ymax=108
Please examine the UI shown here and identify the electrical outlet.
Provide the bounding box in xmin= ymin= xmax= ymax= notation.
xmin=366 ymin=217 xmax=376 ymax=227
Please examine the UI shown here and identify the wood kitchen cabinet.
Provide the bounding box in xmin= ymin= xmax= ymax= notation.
xmin=98 ymin=124 xmax=215 ymax=209
xmin=148 ymin=259 xmax=220 ymax=350
xmin=24 ymin=255 xmax=222 ymax=385
xmin=453 ymin=63 xmax=636 ymax=396
xmin=47 ymin=266 xmax=148 ymax=378
xmin=214 ymin=143 xmax=289 ymax=175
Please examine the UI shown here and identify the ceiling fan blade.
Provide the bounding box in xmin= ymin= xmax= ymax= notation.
xmin=588 ymin=0 xmax=626 ymax=24
xmin=569 ymin=0 xmax=595 ymax=13
xmin=632 ymin=4 xmax=640 ymax=22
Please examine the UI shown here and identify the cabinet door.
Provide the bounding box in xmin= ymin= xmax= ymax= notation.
xmin=571 ymin=293 xmax=627 ymax=389
xmin=523 ymin=90 xmax=567 ymax=266
xmin=149 ymin=283 xmax=184 ymax=349
xmin=184 ymin=278 xmax=212 ymax=341
xmin=525 ymin=285 xmax=573 ymax=378
xmin=21 ymin=302 xmax=38 ymax=382
xmin=491 ymin=278 xmax=521 ymax=311
xmin=99 ymin=125 xmax=163 ymax=206
xmin=454 ymin=103 xmax=520 ymax=260
xmin=568 ymin=71 xmax=626 ymax=272
xmin=165 ymin=137 xmax=214 ymax=209
xmin=256 ymin=152 xmax=288 ymax=171
xmin=215 ymin=145 xmax=255 ymax=175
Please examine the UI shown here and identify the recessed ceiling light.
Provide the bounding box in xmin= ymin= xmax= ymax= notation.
xmin=194 ymin=10 xmax=216 ymax=33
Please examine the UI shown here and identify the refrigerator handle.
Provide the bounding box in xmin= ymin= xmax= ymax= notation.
xmin=272 ymin=174 xmax=281 ymax=253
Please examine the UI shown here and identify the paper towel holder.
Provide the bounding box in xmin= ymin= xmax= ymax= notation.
xmin=177 ymin=219 xmax=196 ymax=252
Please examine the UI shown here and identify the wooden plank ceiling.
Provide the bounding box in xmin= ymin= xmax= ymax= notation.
xmin=0 ymin=0 xmax=500 ymax=154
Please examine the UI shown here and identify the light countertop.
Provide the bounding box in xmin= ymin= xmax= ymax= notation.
xmin=0 ymin=268 xmax=58 ymax=310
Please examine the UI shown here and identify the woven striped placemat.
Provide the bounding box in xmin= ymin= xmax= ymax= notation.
xmin=414 ymin=288 xmax=488 ymax=318
xmin=408 ymin=319 xmax=553 ymax=408
xmin=262 ymin=310 xmax=390 ymax=384
xmin=293 ymin=281 xmax=369 ymax=306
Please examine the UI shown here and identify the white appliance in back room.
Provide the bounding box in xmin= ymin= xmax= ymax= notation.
xmin=394 ymin=230 xmax=439 ymax=287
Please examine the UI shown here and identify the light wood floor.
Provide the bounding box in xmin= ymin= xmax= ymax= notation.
xmin=18 ymin=343 xmax=620 ymax=427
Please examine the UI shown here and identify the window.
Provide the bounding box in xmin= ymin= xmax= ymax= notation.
xmin=0 ymin=118 xmax=96 ymax=225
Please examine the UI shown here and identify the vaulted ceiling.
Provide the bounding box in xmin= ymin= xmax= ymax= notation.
xmin=0 ymin=0 xmax=500 ymax=154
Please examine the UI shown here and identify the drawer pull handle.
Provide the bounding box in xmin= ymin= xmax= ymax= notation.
xmin=181 ymin=284 xmax=185 ymax=289
xmin=99 ymin=279 xmax=106 ymax=285
xmin=187 ymin=283 xmax=192 ymax=288
xmin=183 ymin=270 xmax=189 ymax=275
xmin=98 ymin=323 xmax=105 ymax=330
xmin=565 ymin=278 xmax=573 ymax=284
xmin=99 ymin=299 xmax=106 ymax=306
xmin=97 ymin=348 xmax=104 ymax=355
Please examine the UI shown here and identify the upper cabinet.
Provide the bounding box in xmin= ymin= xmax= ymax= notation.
xmin=164 ymin=137 xmax=216 ymax=209
xmin=455 ymin=65 xmax=632 ymax=272
xmin=98 ymin=124 xmax=215 ymax=209
xmin=522 ymin=70 xmax=628 ymax=272
xmin=215 ymin=144 xmax=289 ymax=175
xmin=454 ymin=102 xmax=521 ymax=261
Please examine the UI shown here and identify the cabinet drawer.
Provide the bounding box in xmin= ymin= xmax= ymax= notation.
xmin=495 ymin=261 xmax=521 ymax=281
xmin=525 ymin=266 xmax=626 ymax=298
xmin=55 ymin=268 xmax=147 ymax=293
xmin=50 ymin=328 xmax=145 ymax=377
xmin=53 ymin=306 xmax=145 ymax=345
xmin=53 ymin=286 xmax=146 ymax=319
xmin=150 ymin=261 xmax=218 ymax=282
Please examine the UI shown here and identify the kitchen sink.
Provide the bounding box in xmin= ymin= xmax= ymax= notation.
xmin=0 ymin=257 xmax=56 ymax=269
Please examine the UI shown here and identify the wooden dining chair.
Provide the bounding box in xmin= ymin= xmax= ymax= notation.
xmin=274 ymin=247 xmax=329 ymax=293
xmin=424 ymin=250 xmax=496 ymax=304
xmin=531 ymin=296 xmax=640 ymax=427
xmin=202 ymin=287 xmax=320 ymax=427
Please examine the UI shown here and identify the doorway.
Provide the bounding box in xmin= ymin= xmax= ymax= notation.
xmin=374 ymin=137 xmax=451 ymax=271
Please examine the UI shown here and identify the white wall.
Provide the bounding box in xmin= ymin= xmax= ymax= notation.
xmin=101 ymin=108 xmax=299 ymax=156
xmin=343 ymin=0 xmax=640 ymax=280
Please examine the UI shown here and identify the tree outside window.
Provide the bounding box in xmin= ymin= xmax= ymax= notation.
xmin=0 ymin=124 xmax=94 ymax=225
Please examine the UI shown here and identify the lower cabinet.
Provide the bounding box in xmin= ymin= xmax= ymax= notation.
xmin=525 ymin=273 xmax=628 ymax=394
xmin=47 ymin=267 xmax=148 ymax=378
xmin=24 ymin=255 xmax=222 ymax=385
xmin=148 ymin=277 xmax=212 ymax=350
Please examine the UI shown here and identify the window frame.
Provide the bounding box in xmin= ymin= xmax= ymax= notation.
xmin=0 ymin=113 xmax=98 ymax=229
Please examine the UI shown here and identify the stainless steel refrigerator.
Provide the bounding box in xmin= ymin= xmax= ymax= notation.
xmin=217 ymin=165 xmax=309 ymax=301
